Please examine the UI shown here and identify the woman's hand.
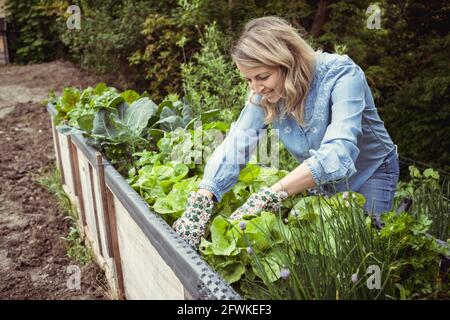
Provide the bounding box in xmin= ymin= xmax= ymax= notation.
xmin=172 ymin=191 xmax=215 ymax=248
xmin=229 ymin=186 xmax=287 ymax=220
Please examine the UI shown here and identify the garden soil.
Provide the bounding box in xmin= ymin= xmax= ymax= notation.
xmin=0 ymin=60 xmax=125 ymax=299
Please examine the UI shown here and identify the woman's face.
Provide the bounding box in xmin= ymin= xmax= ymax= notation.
xmin=236 ymin=63 xmax=284 ymax=103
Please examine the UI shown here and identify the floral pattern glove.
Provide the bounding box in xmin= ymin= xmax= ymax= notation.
xmin=172 ymin=192 xmax=214 ymax=248
xmin=229 ymin=187 xmax=286 ymax=221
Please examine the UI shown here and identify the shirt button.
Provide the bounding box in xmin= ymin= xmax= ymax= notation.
xmin=284 ymin=126 xmax=292 ymax=134
xmin=314 ymin=114 xmax=324 ymax=121
xmin=311 ymin=127 xmax=317 ymax=133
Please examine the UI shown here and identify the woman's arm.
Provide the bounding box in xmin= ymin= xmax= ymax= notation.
xmin=270 ymin=63 xmax=366 ymax=198
xmin=271 ymin=162 xmax=316 ymax=196
xmin=303 ymin=62 xmax=366 ymax=187
xmin=198 ymin=94 xmax=268 ymax=202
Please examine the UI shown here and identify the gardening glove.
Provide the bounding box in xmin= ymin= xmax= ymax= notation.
xmin=229 ymin=186 xmax=287 ymax=221
xmin=172 ymin=191 xmax=214 ymax=248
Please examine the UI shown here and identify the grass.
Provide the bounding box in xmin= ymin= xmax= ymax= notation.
xmin=35 ymin=166 xmax=93 ymax=266
xmin=35 ymin=166 xmax=124 ymax=300
xmin=238 ymin=193 xmax=399 ymax=300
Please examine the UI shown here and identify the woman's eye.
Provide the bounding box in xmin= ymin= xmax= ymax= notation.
xmin=246 ymin=74 xmax=270 ymax=82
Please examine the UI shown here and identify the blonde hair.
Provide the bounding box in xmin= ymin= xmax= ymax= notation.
xmin=231 ymin=16 xmax=318 ymax=125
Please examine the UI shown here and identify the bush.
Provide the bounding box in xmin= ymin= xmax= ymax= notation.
xmin=5 ymin=0 xmax=65 ymax=63
xmin=181 ymin=23 xmax=247 ymax=122
xmin=381 ymin=35 xmax=450 ymax=172
xmin=57 ymin=0 xmax=155 ymax=90
xmin=314 ymin=0 xmax=450 ymax=172
xmin=55 ymin=0 xmax=210 ymax=102
xmin=128 ymin=0 xmax=205 ymax=101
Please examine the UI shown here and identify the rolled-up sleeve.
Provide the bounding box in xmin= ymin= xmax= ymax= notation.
xmin=304 ymin=63 xmax=365 ymax=186
xmin=199 ymin=94 xmax=267 ymax=202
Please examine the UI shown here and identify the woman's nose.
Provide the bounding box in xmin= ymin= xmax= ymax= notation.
xmin=250 ymin=82 xmax=264 ymax=94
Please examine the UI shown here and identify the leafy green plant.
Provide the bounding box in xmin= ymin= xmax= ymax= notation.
xmin=86 ymin=96 xmax=157 ymax=173
xmin=62 ymin=215 xmax=94 ymax=266
xmin=129 ymin=161 xmax=190 ymax=197
xmin=216 ymin=164 xmax=290 ymax=217
xmin=378 ymin=211 xmax=449 ymax=299
xmin=53 ymin=85 xmax=158 ymax=174
xmin=51 ymin=85 xmax=219 ymax=175
xmin=153 ymin=177 xmax=200 ymax=224
xmin=155 ymin=121 xmax=228 ymax=173
xmin=49 ymin=83 xmax=126 ymax=126
xmin=395 ymin=166 xmax=450 ymax=242
xmin=127 ymin=119 xmax=230 ymax=224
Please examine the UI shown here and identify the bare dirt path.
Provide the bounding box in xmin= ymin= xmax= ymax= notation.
xmin=0 ymin=60 xmax=123 ymax=299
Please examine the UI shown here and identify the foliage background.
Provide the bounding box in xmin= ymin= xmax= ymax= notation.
xmin=5 ymin=0 xmax=450 ymax=173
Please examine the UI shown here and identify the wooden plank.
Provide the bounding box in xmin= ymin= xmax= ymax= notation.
xmin=76 ymin=149 xmax=101 ymax=257
xmin=114 ymin=195 xmax=185 ymax=300
xmin=50 ymin=118 xmax=64 ymax=185
xmin=58 ymin=132 xmax=75 ymax=197
xmin=94 ymin=152 xmax=113 ymax=257
xmin=69 ymin=137 xmax=87 ymax=227
xmin=184 ymin=288 xmax=193 ymax=300
xmin=61 ymin=184 xmax=77 ymax=207
xmin=105 ymin=186 xmax=125 ymax=298
xmin=89 ymin=163 xmax=104 ymax=258
xmin=83 ymin=225 xmax=107 ymax=267
xmin=92 ymin=153 xmax=121 ymax=295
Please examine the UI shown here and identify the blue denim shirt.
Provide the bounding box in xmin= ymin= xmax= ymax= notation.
xmin=199 ymin=52 xmax=396 ymax=202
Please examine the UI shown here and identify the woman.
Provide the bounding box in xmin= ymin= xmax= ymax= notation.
xmin=173 ymin=16 xmax=399 ymax=248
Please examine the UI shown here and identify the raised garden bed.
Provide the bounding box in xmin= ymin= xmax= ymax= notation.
xmin=47 ymin=103 xmax=241 ymax=300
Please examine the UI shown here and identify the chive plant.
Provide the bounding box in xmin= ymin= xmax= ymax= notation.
xmin=237 ymin=192 xmax=399 ymax=299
